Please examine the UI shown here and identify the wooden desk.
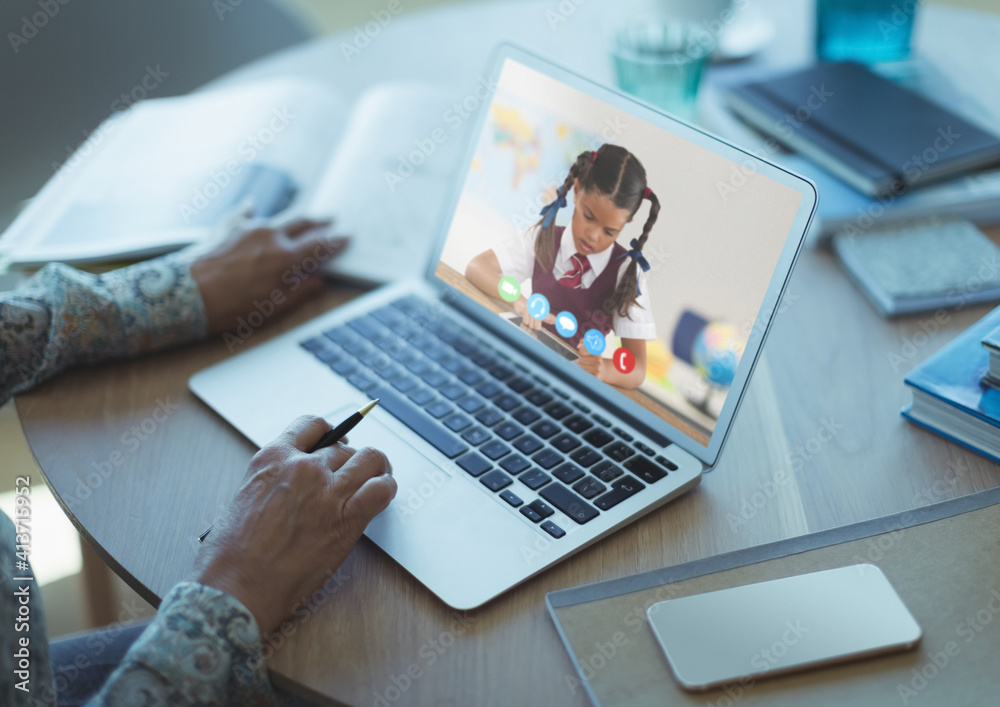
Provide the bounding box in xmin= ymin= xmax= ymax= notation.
xmin=18 ymin=225 xmax=1000 ymax=705
xmin=16 ymin=2 xmax=1000 ymax=705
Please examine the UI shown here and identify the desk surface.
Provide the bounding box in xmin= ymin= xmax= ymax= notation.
xmin=17 ymin=2 xmax=1000 ymax=706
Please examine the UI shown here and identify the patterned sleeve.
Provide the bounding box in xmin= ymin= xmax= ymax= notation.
xmin=86 ymin=582 xmax=276 ymax=706
xmin=0 ymin=255 xmax=208 ymax=406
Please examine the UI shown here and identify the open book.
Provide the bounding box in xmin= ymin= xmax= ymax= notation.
xmin=0 ymin=78 xmax=465 ymax=286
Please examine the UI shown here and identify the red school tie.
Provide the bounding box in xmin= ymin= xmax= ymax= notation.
xmin=558 ymin=254 xmax=591 ymax=289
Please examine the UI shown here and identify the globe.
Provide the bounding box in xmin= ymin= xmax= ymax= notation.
xmin=691 ymin=322 xmax=744 ymax=387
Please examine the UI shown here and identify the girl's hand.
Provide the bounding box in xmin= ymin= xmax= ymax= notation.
xmin=513 ymin=297 xmax=554 ymax=331
xmin=576 ymin=340 xmax=606 ymax=380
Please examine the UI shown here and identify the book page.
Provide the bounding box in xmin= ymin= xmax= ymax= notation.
xmin=1 ymin=78 xmax=347 ymax=266
xmin=302 ymin=82 xmax=468 ymax=286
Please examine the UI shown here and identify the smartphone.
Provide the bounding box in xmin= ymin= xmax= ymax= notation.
xmin=646 ymin=564 xmax=922 ymax=691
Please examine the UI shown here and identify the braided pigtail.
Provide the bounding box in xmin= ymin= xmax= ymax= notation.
xmin=609 ymin=189 xmax=659 ymax=318
xmin=533 ymin=150 xmax=597 ymax=272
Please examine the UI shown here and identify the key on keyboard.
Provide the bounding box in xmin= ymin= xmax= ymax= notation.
xmin=593 ymin=477 xmax=645 ymax=510
xmin=539 ymin=484 xmax=599 ymax=524
xmin=369 ymin=386 xmax=468 ymax=459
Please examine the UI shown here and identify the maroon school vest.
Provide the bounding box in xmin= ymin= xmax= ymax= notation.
xmin=532 ymin=226 xmax=626 ymax=348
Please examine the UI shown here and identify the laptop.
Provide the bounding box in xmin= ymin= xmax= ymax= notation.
xmin=189 ymin=44 xmax=817 ymax=610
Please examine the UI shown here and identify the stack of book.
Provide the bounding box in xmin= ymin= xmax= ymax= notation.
xmin=902 ymin=306 xmax=1000 ymax=461
xmin=725 ymin=62 xmax=1000 ymax=200
xmin=712 ymin=61 xmax=1000 ymax=317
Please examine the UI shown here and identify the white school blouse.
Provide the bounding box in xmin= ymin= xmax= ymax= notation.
xmin=493 ymin=227 xmax=657 ymax=341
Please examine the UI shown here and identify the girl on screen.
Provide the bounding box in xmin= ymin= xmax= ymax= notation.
xmin=465 ymin=144 xmax=659 ymax=389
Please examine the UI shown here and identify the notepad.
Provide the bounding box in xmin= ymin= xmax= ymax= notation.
xmin=832 ymin=218 xmax=1000 ymax=317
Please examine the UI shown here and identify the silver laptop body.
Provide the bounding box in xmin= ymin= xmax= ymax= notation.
xmin=190 ymin=45 xmax=817 ymax=609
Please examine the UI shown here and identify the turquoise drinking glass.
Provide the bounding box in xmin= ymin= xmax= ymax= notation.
xmin=612 ymin=21 xmax=716 ymax=121
xmin=816 ymin=0 xmax=918 ymax=63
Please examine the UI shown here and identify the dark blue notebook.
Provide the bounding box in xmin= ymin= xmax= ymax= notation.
xmin=903 ymin=305 xmax=1000 ymax=463
xmin=727 ymin=62 xmax=1000 ymax=197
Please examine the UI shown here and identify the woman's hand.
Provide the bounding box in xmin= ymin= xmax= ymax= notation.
xmin=193 ymin=416 xmax=397 ymax=636
xmin=190 ymin=217 xmax=349 ymax=335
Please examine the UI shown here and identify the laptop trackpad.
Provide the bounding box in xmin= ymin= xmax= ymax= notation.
xmin=326 ymin=407 xmax=543 ymax=609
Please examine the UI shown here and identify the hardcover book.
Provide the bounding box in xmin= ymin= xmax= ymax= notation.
xmin=726 ymin=62 xmax=1000 ymax=197
xmin=903 ymin=305 xmax=1000 ymax=463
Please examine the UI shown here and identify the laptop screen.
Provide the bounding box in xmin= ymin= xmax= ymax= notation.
xmin=435 ymin=57 xmax=804 ymax=448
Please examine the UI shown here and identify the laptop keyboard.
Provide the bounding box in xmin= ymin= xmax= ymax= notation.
xmin=299 ymin=295 xmax=678 ymax=540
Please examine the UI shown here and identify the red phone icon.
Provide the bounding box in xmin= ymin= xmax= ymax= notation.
xmin=612 ymin=347 xmax=635 ymax=374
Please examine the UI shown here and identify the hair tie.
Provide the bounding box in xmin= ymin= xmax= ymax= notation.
xmin=590 ymin=151 xmax=598 ymax=163
xmin=539 ymin=188 xmax=568 ymax=229
xmin=643 ymin=187 xmax=652 ymax=199
xmin=624 ymin=238 xmax=651 ymax=272
xmin=619 ymin=238 xmax=651 ymax=296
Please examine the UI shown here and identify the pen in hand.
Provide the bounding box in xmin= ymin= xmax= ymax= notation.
xmin=197 ymin=398 xmax=380 ymax=542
